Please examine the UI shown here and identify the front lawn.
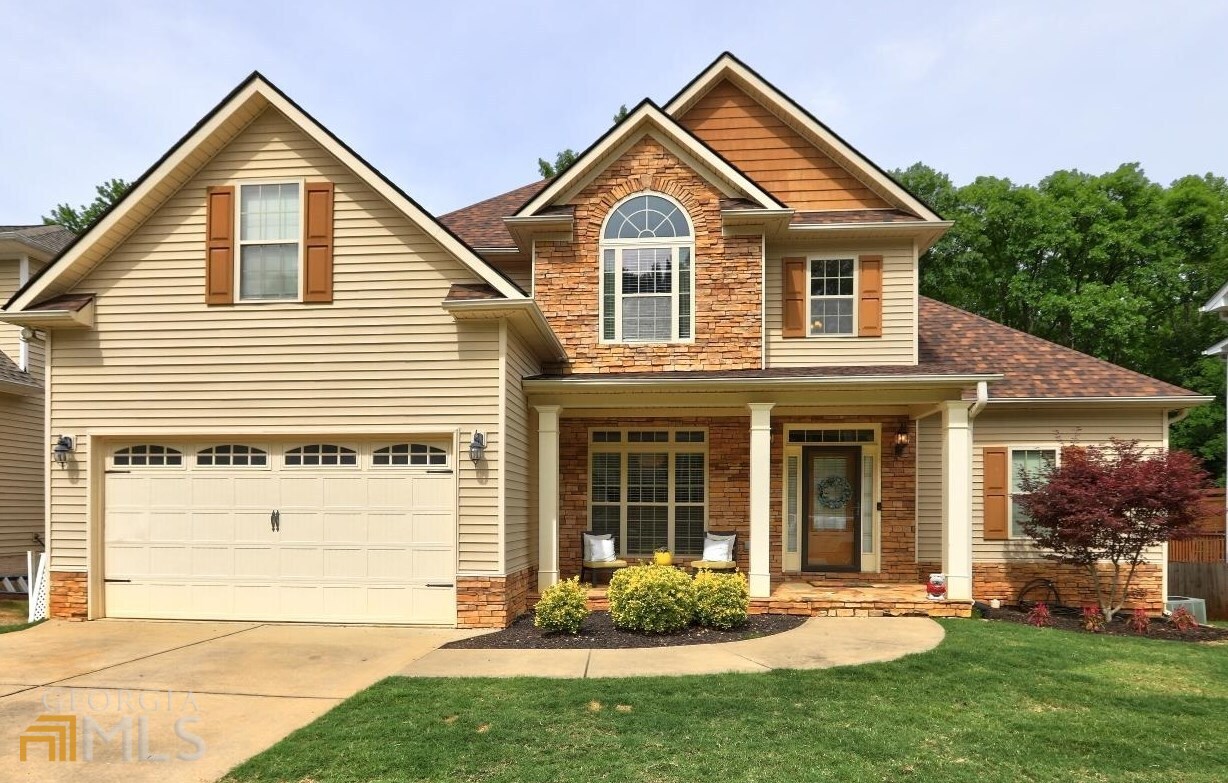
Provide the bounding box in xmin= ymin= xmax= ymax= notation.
xmin=223 ymin=620 xmax=1228 ymax=783
xmin=0 ymin=599 xmax=35 ymax=633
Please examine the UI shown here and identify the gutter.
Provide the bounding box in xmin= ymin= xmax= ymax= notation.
xmin=442 ymin=297 xmax=566 ymax=360
xmin=525 ymin=372 xmax=1002 ymax=392
xmin=985 ymin=395 xmax=1214 ymax=407
xmin=969 ymin=380 xmax=989 ymax=419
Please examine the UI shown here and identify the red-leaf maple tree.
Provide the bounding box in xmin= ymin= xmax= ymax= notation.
xmin=1016 ymin=439 xmax=1207 ymax=621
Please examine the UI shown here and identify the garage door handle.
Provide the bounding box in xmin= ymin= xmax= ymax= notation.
xmin=271 ymin=510 xmax=280 ymax=532
xmin=103 ymin=578 xmax=131 ymax=583
xmin=426 ymin=583 xmax=454 ymax=588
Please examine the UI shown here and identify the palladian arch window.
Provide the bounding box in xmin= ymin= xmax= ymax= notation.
xmin=600 ymin=194 xmax=694 ymax=342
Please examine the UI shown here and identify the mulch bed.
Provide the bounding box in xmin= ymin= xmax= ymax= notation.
xmin=443 ymin=611 xmax=806 ymax=650
xmin=981 ymin=604 xmax=1228 ymax=643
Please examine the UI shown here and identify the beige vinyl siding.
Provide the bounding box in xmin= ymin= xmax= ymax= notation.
xmin=0 ymin=335 xmax=45 ymax=573
xmin=0 ymin=260 xmax=21 ymax=359
xmin=765 ymin=240 xmax=916 ymax=366
xmin=487 ymin=259 xmax=531 ymax=293
xmin=502 ymin=328 xmax=540 ymax=574
xmin=969 ymin=407 xmax=1168 ymax=562
xmin=914 ymin=414 xmax=942 ymax=563
xmin=48 ymin=106 xmax=504 ymax=573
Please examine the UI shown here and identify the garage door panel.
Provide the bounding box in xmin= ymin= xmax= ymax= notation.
xmin=191 ymin=511 xmax=235 ymax=543
xmin=234 ymin=477 xmax=278 ymax=507
xmin=149 ymin=545 xmax=191 ymax=576
xmin=234 ymin=547 xmax=277 ymax=578
xmin=324 ymin=547 xmax=366 ymax=578
xmin=412 ymin=477 xmax=453 ymax=507
xmin=322 ymin=476 xmax=369 ymax=508
xmin=413 ymin=513 xmax=455 ymax=544
xmin=368 ymin=477 xmax=412 ymax=508
xmin=149 ymin=512 xmax=192 ymax=542
xmin=105 ymin=545 xmax=150 ymax=577
xmin=149 ymin=478 xmax=191 ymax=508
xmin=106 ymin=512 xmax=149 ymax=543
xmin=367 ymin=548 xmax=410 ymax=579
xmin=321 ymin=513 xmax=366 ymax=544
xmin=279 ymin=476 xmax=323 ymax=507
xmin=411 ymin=548 xmax=456 ymax=581
xmin=190 ymin=546 xmax=233 ymax=577
xmin=191 ymin=477 xmax=234 ymax=506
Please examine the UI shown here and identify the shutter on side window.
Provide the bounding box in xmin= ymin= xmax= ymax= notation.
xmin=983 ymin=446 xmax=1010 ymax=540
xmin=857 ymin=254 xmax=882 ymax=337
xmin=204 ymin=186 xmax=234 ymax=305
xmin=782 ymin=257 xmax=806 ymax=338
xmin=303 ymin=182 xmax=335 ymax=303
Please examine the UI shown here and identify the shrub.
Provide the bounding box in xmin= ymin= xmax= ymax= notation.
xmin=694 ymin=570 xmax=749 ymax=630
xmin=533 ymin=577 xmax=589 ymax=635
xmin=1126 ymin=608 xmax=1150 ymax=634
xmin=1169 ymin=606 xmax=1199 ymax=632
xmin=607 ymin=564 xmax=696 ymax=633
xmin=1080 ymin=605 xmax=1106 ymax=633
xmin=1025 ymin=602 xmax=1052 ymax=628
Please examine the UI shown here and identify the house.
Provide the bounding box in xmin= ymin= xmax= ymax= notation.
xmin=0 ymin=54 xmax=1205 ymax=627
xmin=0 ymin=225 xmax=72 ymax=579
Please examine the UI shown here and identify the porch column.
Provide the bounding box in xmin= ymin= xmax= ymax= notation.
xmin=941 ymin=401 xmax=974 ymax=600
xmin=747 ymin=403 xmax=775 ymax=598
xmin=536 ymin=405 xmax=562 ymax=592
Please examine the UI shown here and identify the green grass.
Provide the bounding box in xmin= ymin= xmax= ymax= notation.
xmin=223 ymin=620 xmax=1228 ymax=783
xmin=0 ymin=599 xmax=38 ymax=633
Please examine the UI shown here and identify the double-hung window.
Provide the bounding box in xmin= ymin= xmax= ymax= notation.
xmin=1010 ymin=448 xmax=1057 ymax=537
xmin=600 ymin=194 xmax=694 ymax=343
xmin=238 ymin=182 xmax=301 ymax=301
xmin=589 ymin=429 xmax=707 ymax=556
xmin=809 ymin=258 xmax=855 ymax=335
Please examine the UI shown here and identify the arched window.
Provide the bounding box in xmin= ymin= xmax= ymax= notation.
xmin=599 ymin=194 xmax=694 ymax=343
xmin=373 ymin=443 xmax=449 ymax=467
xmin=196 ymin=444 xmax=268 ymax=467
xmin=113 ymin=445 xmax=183 ymax=467
xmin=284 ymin=444 xmax=357 ymax=467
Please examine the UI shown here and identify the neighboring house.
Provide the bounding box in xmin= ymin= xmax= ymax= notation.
xmin=0 ymin=225 xmax=73 ymax=578
xmin=0 ymin=54 xmax=1206 ymax=628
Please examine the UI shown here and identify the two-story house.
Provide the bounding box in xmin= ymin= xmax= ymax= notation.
xmin=1 ymin=54 xmax=1204 ymax=627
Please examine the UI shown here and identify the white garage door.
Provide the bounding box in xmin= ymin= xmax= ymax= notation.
xmin=103 ymin=440 xmax=457 ymax=624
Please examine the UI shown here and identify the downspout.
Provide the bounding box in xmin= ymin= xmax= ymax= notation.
xmin=969 ymin=381 xmax=989 ymax=420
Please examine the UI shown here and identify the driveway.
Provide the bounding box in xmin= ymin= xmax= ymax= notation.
xmin=0 ymin=619 xmax=474 ymax=783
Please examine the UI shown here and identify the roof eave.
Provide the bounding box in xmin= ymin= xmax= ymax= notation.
xmin=985 ymin=395 xmax=1213 ymax=408
xmin=524 ymin=372 xmax=1002 ymax=393
xmin=0 ymin=377 xmax=40 ymax=396
xmin=0 ymin=299 xmax=95 ymax=329
xmin=442 ymin=298 xmax=566 ymax=361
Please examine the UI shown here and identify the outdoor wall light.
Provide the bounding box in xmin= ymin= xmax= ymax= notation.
xmin=468 ymin=432 xmax=487 ymax=464
xmin=894 ymin=425 xmax=910 ymax=458
xmin=52 ymin=435 xmax=74 ymax=468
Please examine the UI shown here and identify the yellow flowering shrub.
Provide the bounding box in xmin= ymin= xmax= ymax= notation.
xmin=533 ymin=576 xmax=589 ymax=634
xmin=607 ymin=564 xmax=696 ymax=633
xmin=693 ymin=570 xmax=749 ymax=629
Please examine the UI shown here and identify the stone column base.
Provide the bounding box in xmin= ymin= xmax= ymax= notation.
xmin=456 ymin=567 xmax=537 ymax=628
xmin=50 ymin=571 xmax=88 ymax=620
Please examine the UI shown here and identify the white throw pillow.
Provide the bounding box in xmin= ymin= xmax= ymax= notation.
xmin=701 ymin=534 xmax=734 ymax=562
xmin=590 ymin=538 xmax=616 ymax=563
xmin=583 ymin=532 xmax=613 ymax=562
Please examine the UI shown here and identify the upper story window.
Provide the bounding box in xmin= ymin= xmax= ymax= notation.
xmin=809 ymin=258 xmax=855 ymax=335
xmin=599 ymin=194 xmax=694 ymax=343
xmin=239 ymin=182 xmax=301 ymax=301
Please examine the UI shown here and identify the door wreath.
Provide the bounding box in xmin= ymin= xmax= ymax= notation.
xmin=815 ymin=476 xmax=853 ymax=510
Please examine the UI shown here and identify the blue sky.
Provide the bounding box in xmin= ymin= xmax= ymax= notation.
xmin=2 ymin=1 xmax=1226 ymax=222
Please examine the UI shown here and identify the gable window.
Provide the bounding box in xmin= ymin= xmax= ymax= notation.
xmin=373 ymin=443 xmax=449 ymax=467
xmin=238 ymin=182 xmax=301 ymax=301
xmin=589 ymin=428 xmax=706 ymax=556
xmin=600 ymin=194 xmax=694 ymax=343
xmin=284 ymin=444 xmax=357 ymax=467
xmin=1010 ymin=448 xmax=1057 ymax=537
xmin=196 ymin=444 xmax=268 ymax=467
xmin=113 ymin=445 xmax=183 ymax=467
xmin=809 ymin=258 xmax=855 ymax=335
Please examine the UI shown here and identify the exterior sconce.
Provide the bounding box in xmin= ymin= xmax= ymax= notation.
xmin=468 ymin=432 xmax=486 ymax=464
xmin=894 ymin=425 xmax=910 ymax=458
xmin=53 ymin=435 xmax=74 ymax=468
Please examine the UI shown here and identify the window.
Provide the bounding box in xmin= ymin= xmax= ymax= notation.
xmin=1010 ymin=449 xmax=1057 ymax=537
xmin=788 ymin=429 xmax=875 ymax=444
xmin=239 ymin=182 xmax=300 ymax=301
xmin=809 ymin=258 xmax=855 ymax=335
xmin=373 ymin=443 xmax=448 ymax=467
xmin=600 ymin=194 xmax=694 ymax=343
xmin=113 ymin=445 xmax=182 ymax=467
xmin=589 ymin=428 xmax=706 ymax=555
xmin=285 ymin=444 xmax=357 ymax=467
xmin=196 ymin=444 xmax=268 ymax=467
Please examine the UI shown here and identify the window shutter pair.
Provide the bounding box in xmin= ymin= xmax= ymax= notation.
xmin=204 ymin=182 xmax=334 ymax=304
xmin=781 ymin=254 xmax=882 ymax=338
xmin=982 ymin=446 xmax=1010 ymax=540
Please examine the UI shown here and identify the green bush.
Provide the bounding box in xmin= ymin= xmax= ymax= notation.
xmin=607 ymin=564 xmax=697 ymax=633
xmin=693 ymin=570 xmax=749 ymax=629
xmin=533 ymin=576 xmax=589 ymax=634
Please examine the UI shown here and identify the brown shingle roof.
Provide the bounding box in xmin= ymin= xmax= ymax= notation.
xmin=0 ymin=351 xmax=39 ymax=392
xmin=0 ymin=224 xmax=75 ymax=256
xmin=791 ymin=209 xmax=921 ymax=225
xmin=26 ymin=293 xmax=94 ymax=312
xmin=440 ymin=180 xmax=547 ymax=249
xmin=444 ymin=282 xmax=504 ymax=301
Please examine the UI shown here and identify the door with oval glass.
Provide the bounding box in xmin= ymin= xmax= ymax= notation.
xmin=803 ymin=446 xmax=861 ymax=571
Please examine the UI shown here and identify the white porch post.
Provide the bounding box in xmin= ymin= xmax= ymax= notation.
xmin=747 ymin=403 xmax=775 ymax=598
xmin=941 ymin=401 xmax=974 ymax=600
xmin=536 ymin=405 xmax=562 ymax=592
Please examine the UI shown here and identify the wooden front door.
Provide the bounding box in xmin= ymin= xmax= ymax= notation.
xmin=802 ymin=446 xmax=861 ymax=571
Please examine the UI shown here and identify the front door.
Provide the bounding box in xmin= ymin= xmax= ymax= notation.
xmin=802 ymin=446 xmax=861 ymax=571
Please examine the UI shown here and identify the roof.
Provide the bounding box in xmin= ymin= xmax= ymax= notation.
xmin=0 ymin=351 xmax=39 ymax=393
xmin=1202 ymin=280 xmax=1228 ymax=315
xmin=24 ymin=293 xmax=94 ymax=312
xmin=440 ymin=180 xmax=547 ymax=250
xmin=444 ymin=282 xmax=504 ymax=301
xmin=0 ymin=224 xmax=75 ymax=257
xmin=527 ymin=361 xmax=985 ymax=383
xmin=791 ymin=209 xmax=921 ymax=225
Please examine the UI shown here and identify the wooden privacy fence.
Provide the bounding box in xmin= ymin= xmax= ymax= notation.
xmin=1169 ymin=534 xmax=1227 ymax=563
xmin=1169 ymin=562 xmax=1228 ymax=620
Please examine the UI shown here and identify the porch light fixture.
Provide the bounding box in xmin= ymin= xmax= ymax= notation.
xmin=468 ymin=432 xmax=486 ymax=464
xmin=894 ymin=425 xmax=910 ymax=458
xmin=52 ymin=435 xmax=74 ymax=468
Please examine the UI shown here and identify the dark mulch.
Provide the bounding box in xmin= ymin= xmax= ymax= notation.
xmin=444 ymin=611 xmax=806 ymax=650
xmin=981 ymin=604 xmax=1228 ymax=643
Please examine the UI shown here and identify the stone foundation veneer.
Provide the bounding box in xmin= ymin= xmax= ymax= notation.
xmin=971 ymin=561 xmax=1165 ymax=614
xmin=456 ymin=566 xmax=537 ymax=628
xmin=49 ymin=571 xmax=88 ymax=620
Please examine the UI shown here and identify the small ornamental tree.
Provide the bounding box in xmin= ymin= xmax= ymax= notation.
xmin=1016 ymin=439 xmax=1207 ymax=622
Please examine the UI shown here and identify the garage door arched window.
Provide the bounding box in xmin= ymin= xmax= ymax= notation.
xmin=197 ymin=445 xmax=268 ymax=467
xmin=373 ymin=443 xmax=449 ymax=467
xmin=113 ymin=445 xmax=183 ymax=467
xmin=284 ymin=444 xmax=357 ymax=467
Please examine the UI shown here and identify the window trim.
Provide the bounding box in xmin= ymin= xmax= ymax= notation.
xmin=283 ymin=443 xmax=359 ymax=468
xmin=1007 ymin=445 xmax=1060 ymax=539
xmin=806 ymin=255 xmax=858 ymax=338
xmin=588 ymin=427 xmax=708 ymax=556
xmin=371 ymin=442 xmax=451 ymax=469
xmin=195 ymin=444 xmax=271 ymax=469
xmin=598 ymin=193 xmax=696 ymax=345
xmin=234 ymin=178 xmax=306 ymax=304
xmin=109 ymin=444 xmax=186 ymax=470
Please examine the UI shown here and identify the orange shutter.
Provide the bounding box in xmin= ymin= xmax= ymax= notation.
xmin=782 ymin=257 xmax=806 ymax=338
xmin=303 ymin=182 xmax=335 ymax=303
xmin=983 ymin=447 xmax=1010 ymax=540
xmin=858 ymin=254 xmax=882 ymax=337
xmin=205 ymin=186 xmax=234 ymax=305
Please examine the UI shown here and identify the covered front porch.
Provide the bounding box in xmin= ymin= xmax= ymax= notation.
xmin=527 ymin=371 xmax=995 ymax=611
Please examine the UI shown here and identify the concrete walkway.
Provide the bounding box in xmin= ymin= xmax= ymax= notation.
xmin=401 ymin=616 xmax=944 ymax=678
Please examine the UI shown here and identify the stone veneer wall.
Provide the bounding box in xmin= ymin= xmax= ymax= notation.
xmin=49 ymin=571 xmax=87 ymax=620
xmin=456 ymin=566 xmax=537 ymax=628
xmin=971 ymin=562 xmax=1165 ymax=614
xmin=533 ymin=136 xmax=762 ymax=373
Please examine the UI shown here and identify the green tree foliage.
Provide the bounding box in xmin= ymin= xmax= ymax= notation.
xmin=43 ymin=177 xmax=131 ymax=234
xmin=537 ymin=105 xmax=630 ymax=179
xmin=892 ymin=163 xmax=1228 ymax=479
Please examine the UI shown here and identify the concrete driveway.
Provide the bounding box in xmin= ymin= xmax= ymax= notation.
xmin=0 ymin=619 xmax=474 ymax=783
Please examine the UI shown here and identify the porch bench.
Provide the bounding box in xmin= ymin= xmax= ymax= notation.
xmin=688 ymin=530 xmax=741 ymax=574
xmin=580 ymin=532 xmax=628 ymax=586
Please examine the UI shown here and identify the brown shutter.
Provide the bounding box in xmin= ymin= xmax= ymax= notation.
xmin=303 ymin=181 xmax=335 ymax=303
xmin=782 ymin=257 xmax=806 ymax=338
xmin=983 ymin=446 xmax=1009 ymax=540
xmin=858 ymin=254 xmax=882 ymax=337
xmin=205 ymin=186 xmax=234 ymax=305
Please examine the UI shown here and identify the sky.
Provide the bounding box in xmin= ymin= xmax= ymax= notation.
xmin=2 ymin=1 xmax=1226 ymax=222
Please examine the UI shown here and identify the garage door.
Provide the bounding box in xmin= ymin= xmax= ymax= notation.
xmin=103 ymin=440 xmax=457 ymax=624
